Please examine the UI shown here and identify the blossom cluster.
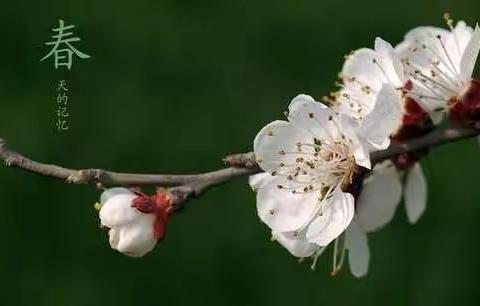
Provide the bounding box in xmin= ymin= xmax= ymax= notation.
xmin=250 ymin=15 xmax=480 ymax=277
xmin=91 ymin=16 xmax=480 ymax=274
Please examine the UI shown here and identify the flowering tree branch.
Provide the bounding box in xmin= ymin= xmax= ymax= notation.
xmin=0 ymin=124 xmax=478 ymax=209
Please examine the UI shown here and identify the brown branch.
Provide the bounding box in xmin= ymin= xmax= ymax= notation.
xmin=0 ymin=138 xmax=259 ymax=187
xmin=0 ymin=124 xmax=479 ymax=209
xmin=0 ymin=138 xmax=260 ymax=209
xmin=370 ymin=125 xmax=480 ymax=163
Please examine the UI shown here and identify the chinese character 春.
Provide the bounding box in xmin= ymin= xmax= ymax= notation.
xmin=41 ymin=19 xmax=90 ymax=70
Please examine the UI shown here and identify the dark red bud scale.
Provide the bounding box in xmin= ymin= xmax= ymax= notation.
xmin=393 ymin=97 xmax=432 ymax=142
xmin=450 ymin=79 xmax=480 ymax=125
xmin=404 ymin=79 xmax=413 ymax=91
xmin=131 ymin=196 xmax=156 ymax=214
xmin=131 ymin=192 xmax=173 ymax=241
xmin=152 ymin=193 xmax=173 ymax=240
xmin=390 ymin=86 xmax=432 ymax=171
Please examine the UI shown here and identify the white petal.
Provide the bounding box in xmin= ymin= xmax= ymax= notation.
xmin=255 ymin=175 xmax=319 ymax=232
xmin=330 ymin=86 xmax=375 ymax=120
xmin=306 ymin=189 xmax=354 ymax=246
xmin=404 ymin=163 xmax=428 ymax=224
xmin=453 ymin=21 xmax=475 ymax=55
xmin=342 ymin=48 xmax=385 ymax=91
xmin=356 ymin=164 xmax=402 ymax=232
xmin=287 ymin=95 xmax=340 ymax=143
xmin=100 ymin=187 xmax=134 ymax=205
xmin=99 ymin=193 xmax=139 ymax=228
xmin=343 ymin=42 xmax=403 ymax=91
xmin=394 ymin=40 xmax=411 ymax=58
xmin=273 ymin=230 xmax=319 ymax=258
xmin=288 ymin=94 xmax=325 ymax=120
xmin=345 ymin=220 xmax=370 ymax=278
xmin=249 ymin=173 xmax=270 ymax=191
xmin=253 ymin=120 xmax=315 ymax=172
xmin=115 ymin=214 xmax=157 ymax=257
xmin=402 ymin=26 xmax=449 ymax=47
xmin=429 ymin=111 xmax=445 ymax=125
xmin=338 ymin=114 xmax=371 ymax=169
xmin=374 ymin=37 xmax=395 ymax=56
xmin=360 ymin=83 xmax=403 ymax=150
xmin=460 ymin=24 xmax=480 ymax=82
xmin=374 ymin=37 xmax=405 ymax=83
xmin=400 ymin=26 xmax=456 ymax=78
xmin=108 ymin=228 xmax=120 ymax=250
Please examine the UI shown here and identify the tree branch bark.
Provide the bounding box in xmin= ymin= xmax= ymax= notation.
xmin=0 ymin=124 xmax=478 ymax=209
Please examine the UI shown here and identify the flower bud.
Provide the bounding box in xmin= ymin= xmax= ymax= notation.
xmin=98 ymin=187 xmax=171 ymax=257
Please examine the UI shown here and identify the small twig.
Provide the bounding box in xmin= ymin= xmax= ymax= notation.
xmin=370 ymin=125 xmax=480 ymax=163
xmin=169 ymin=167 xmax=260 ymax=210
xmin=0 ymin=138 xmax=259 ymax=187
xmin=0 ymin=125 xmax=479 ymax=208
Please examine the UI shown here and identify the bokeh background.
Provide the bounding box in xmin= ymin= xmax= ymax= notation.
xmin=1 ymin=0 xmax=480 ymax=305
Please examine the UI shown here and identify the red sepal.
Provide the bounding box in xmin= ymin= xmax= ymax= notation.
xmin=152 ymin=193 xmax=173 ymax=240
xmin=450 ymin=79 xmax=480 ymax=125
xmin=131 ymin=196 xmax=156 ymax=214
xmin=130 ymin=191 xmax=173 ymax=241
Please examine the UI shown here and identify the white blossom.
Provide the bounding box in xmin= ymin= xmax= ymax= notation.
xmin=396 ymin=19 xmax=480 ymax=120
xmin=250 ymin=94 xmax=396 ymax=263
xmin=332 ymin=37 xmax=404 ymax=149
xmin=99 ymin=188 xmax=158 ymax=258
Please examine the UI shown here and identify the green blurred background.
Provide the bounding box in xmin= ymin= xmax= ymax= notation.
xmin=1 ymin=0 xmax=480 ymax=305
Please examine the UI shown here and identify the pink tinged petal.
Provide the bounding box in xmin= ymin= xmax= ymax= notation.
xmin=404 ymin=163 xmax=427 ymax=224
xmin=255 ymin=175 xmax=319 ymax=232
xmin=116 ymin=214 xmax=157 ymax=257
xmin=360 ymin=83 xmax=403 ymax=150
xmin=356 ymin=165 xmax=402 ymax=232
xmin=100 ymin=187 xmax=134 ymax=205
xmin=306 ymin=189 xmax=355 ymax=246
xmin=253 ymin=120 xmax=314 ymax=172
xmin=345 ymin=220 xmax=370 ymax=278
xmin=273 ymin=230 xmax=319 ymax=258
xmin=460 ymin=24 xmax=480 ymax=82
xmin=99 ymin=193 xmax=139 ymax=228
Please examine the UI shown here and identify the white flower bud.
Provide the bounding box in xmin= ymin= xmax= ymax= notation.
xmin=99 ymin=188 xmax=157 ymax=257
